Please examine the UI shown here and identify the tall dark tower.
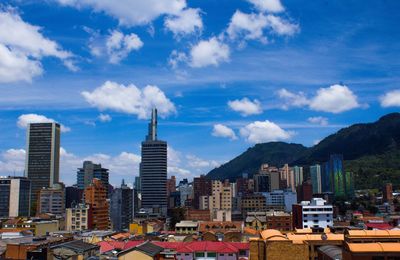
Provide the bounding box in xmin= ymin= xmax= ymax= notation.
xmin=140 ymin=108 xmax=167 ymax=216
xmin=25 ymin=122 xmax=60 ymax=215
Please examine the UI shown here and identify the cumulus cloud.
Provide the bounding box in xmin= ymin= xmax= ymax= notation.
xmin=309 ymin=84 xmax=360 ymax=113
xmin=0 ymin=9 xmax=75 ymax=83
xmin=168 ymin=50 xmax=188 ymax=69
xmin=247 ymin=0 xmax=285 ymax=13
xmin=228 ymin=98 xmax=263 ymax=116
xmin=240 ymin=120 xmax=293 ymax=143
xmin=277 ymin=88 xmax=309 ymax=110
xmin=164 ymin=8 xmax=203 ymax=37
xmin=227 ymin=11 xmax=298 ymax=43
xmin=308 ymin=116 xmax=328 ymax=126
xmin=98 ymin=113 xmax=112 ymax=122
xmin=0 ymin=149 xmax=26 ymax=175
xmin=17 ymin=114 xmax=71 ymax=133
xmin=212 ymin=124 xmax=237 ymax=140
xmin=380 ymin=89 xmax=400 ymax=107
xmin=189 ymin=37 xmax=230 ymax=68
xmin=55 ymin=0 xmax=187 ymax=26
xmin=277 ymin=85 xmax=361 ymax=113
xmin=81 ymin=81 xmax=176 ymax=119
xmin=186 ymin=155 xmax=220 ymax=169
xmin=88 ymin=29 xmax=143 ymax=64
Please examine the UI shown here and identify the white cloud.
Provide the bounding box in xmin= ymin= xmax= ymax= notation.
xmin=81 ymin=81 xmax=176 ymax=119
xmin=186 ymin=155 xmax=220 ymax=169
xmin=98 ymin=113 xmax=112 ymax=122
xmin=55 ymin=0 xmax=187 ymax=26
xmin=277 ymin=85 xmax=360 ymax=113
xmin=164 ymin=8 xmax=203 ymax=37
xmin=228 ymin=97 xmax=263 ymax=116
xmin=227 ymin=10 xmax=269 ymax=43
xmin=189 ymin=37 xmax=230 ymax=68
xmin=0 ymin=9 xmax=75 ymax=83
xmin=247 ymin=0 xmax=285 ymax=13
xmin=380 ymin=89 xmax=400 ymax=107
xmin=277 ymin=88 xmax=309 ymax=110
xmin=307 ymin=116 xmax=328 ymax=126
xmin=212 ymin=124 xmax=237 ymax=140
xmin=105 ymin=30 xmax=143 ymax=64
xmin=17 ymin=114 xmax=71 ymax=133
xmin=226 ymin=11 xmax=298 ymax=44
xmin=309 ymin=84 xmax=360 ymax=113
xmin=168 ymin=50 xmax=188 ymax=69
xmin=240 ymin=120 xmax=293 ymax=143
xmin=0 ymin=149 xmax=26 ymax=175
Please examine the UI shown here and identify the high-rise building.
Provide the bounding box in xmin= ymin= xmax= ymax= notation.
xmin=193 ymin=175 xmax=212 ymax=209
xmin=167 ymin=176 xmax=176 ymax=198
xmin=292 ymin=198 xmax=333 ymax=229
xmin=209 ymin=180 xmax=232 ymax=211
xmin=310 ymin=164 xmax=322 ymax=194
xmin=296 ymin=180 xmax=313 ymax=203
xmin=140 ymin=108 xmax=168 ymax=216
xmin=134 ymin=176 xmax=141 ymax=192
xmin=330 ymin=154 xmax=345 ymax=197
xmin=77 ymin=161 xmax=109 ymax=191
xmin=0 ymin=176 xmax=31 ymax=217
xmin=293 ymin=166 xmax=303 ymax=187
xmin=254 ymin=165 xmax=280 ymax=192
xmin=178 ymin=180 xmax=193 ymax=207
xmin=25 ymin=122 xmax=60 ymax=214
xmin=37 ymin=182 xmax=65 ymax=216
xmin=321 ymin=161 xmax=331 ymax=193
xmin=345 ymin=171 xmax=355 ymax=198
xmin=84 ymin=179 xmax=110 ymax=230
xmin=263 ymin=190 xmax=297 ymax=212
xmin=382 ymin=183 xmax=393 ymax=203
xmin=110 ymin=180 xmax=133 ymax=231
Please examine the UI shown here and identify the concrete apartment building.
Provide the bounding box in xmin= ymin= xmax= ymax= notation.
xmin=0 ymin=177 xmax=31 ymax=217
xmin=84 ymin=179 xmax=110 ymax=230
xmin=37 ymin=183 xmax=65 ymax=216
xmin=66 ymin=203 xmax=92 ymax=231
xmin=292 ymin=198 xmax=333 ymax=229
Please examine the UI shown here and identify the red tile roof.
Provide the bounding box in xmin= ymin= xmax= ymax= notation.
xmin=365 ymin=223 xmax=393 ymax=230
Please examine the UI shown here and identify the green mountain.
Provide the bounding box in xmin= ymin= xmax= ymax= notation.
xmin=206 ymin=113 xmax=400 ymax=189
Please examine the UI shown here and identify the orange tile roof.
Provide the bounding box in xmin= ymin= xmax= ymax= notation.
xmin=347 ymin=230 xmax=400 ymax=238
xmin=286 ymin=233 xmax=344 ymax=241
xmin=260 ymin=229 xmax=287 ymax=240
xmin=347 ymin=242 xmax=400 ymax=253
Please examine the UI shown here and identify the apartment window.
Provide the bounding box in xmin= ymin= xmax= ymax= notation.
xmin=195 ymin=252 xmax=205 ymax=257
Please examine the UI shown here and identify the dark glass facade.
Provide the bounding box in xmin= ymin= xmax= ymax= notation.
xmin=77 ymin=161 xmax=109 ymax=192
xmin=26 ymin=123 xmax=60 ymax=214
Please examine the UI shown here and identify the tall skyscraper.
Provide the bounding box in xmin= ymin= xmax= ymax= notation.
xmin=25 ymin=122 xmax=60 ymax=214
xmin=293 ymin=166 xmax=304 ymax=187
xmin=330 ymin=154 xmax=345 ymax=197
xmin=77 ymin=161 xmax=109 ymax=191
xmin=140 ymin=108 xmax=168 ymax=216
xmin=310 ymin=164 xmax=322 ymax=194
xmin=0 ymin=176 xmax=31 ymax=217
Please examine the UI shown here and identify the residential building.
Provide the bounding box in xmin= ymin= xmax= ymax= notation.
xmin=52 ymin=240 xmax=100 ymax=259
xmin=175 ymin=220 xmax=199 ymax=234
xmin=292 ymin=198 xmax=333 ymax=229
xmin=241 ymin=194 xmax=267 ymax=216
xmin=254 ymin=164 xmax=280 ymax=192
xmin=193 ymin=175 xmax=212 ymax=209
xmin=140 ymin=108 xmax=168 ymax=216
xmin=263 ymin=190 xmax=297 ymax=212
xmin=209 ymin=180 xmax=232 ymax=211
xmin=199 ymin=195 xmax=210 ymax=210
xmin=199 ymin=221 xmax=242 ymax=233
xmin=296 ymin=179 xmax=313 ymax=202
xmin=110 ymin=180 xmax=133 ymax=231
xmin=84 ymin=178 xmax=110 ymax=230
xmin=383 ymin=183 xmax=393 ymax=202
xmin=166 ymin=175 xmax=176 ymax=197
xmin=0 ymin=176 xmax=30 ymax=217
xmin=310 ymin=164 xmax=322 ymax=194
xmin=25 ymin=122 xmax=60 ymax=215
xmin=178 ymin=179 xmax=193 ymax=206
xmin=65 ymin=203 xmax=92 ymax=231
xmin=77 ymin=161 xmax=109 ymax=192
xmin=185 ymin=209 xmax=211 ymax=221
xmin=245 ymin=211 xmax=292 ymax=231
xmin=212 ymin=209 xmax=232 ymax=221
xmin=36 ymin=182 xmax=65 ymax=216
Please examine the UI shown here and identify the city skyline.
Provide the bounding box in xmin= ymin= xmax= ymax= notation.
xmin=1 ymin=0 xmax=400 ymax=186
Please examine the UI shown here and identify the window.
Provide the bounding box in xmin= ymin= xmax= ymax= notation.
xmin=195 ymin=252 xmax=205 ymax=257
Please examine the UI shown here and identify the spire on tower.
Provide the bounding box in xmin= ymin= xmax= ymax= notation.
xmin=146 ymin=108 xmax=158 ymax=141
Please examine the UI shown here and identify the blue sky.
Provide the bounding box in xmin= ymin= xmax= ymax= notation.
xmin=0 ymin=0 xmax=399 ymax=186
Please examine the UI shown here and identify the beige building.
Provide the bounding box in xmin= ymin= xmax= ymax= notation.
xmin=66 ymin=203 xmax=91 ymax=231
xmin=175 ymin=220 xmax=199 ymax=234
xmin=209 ymin=180 xmax=232 ymax=210
xmin=199 ymin=195 xmax=210 ymax=210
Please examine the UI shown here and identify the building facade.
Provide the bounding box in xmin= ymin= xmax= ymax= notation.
xmin=0 ymin=176 xmax=31 ymax=217
xmin=77 ymin=161 xmax=109 ymax=191
xmin=25 ymin=122 xmax=60 ymax=214
xmin=110 ymin=180 xmax=133 ymax=231
xmin=66 ymin=203 xmax=92 ymax=231
xmin=292 ymin=198 xmax=333 ymax=229
xmin=193 ymin=175 xmax=212 ymax=209
xmin=263 ymin=190 xmax=297 ymax=212
xmin=140 ymin=108 xmax=168 ymax=216
xmin=84 ymin=179 xmax=110 ymax=230
xmin=37 ymin=182 xmax=65 ymax=215
xmin=310 ymin=164 xmax=322 ymax=194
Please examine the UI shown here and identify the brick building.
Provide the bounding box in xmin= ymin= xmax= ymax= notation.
xmin=84 ymin=179 xmax=110 ymax=230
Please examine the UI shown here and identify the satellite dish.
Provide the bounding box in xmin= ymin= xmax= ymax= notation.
xmin=321 ymin=233 xmax=328 ymax=240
